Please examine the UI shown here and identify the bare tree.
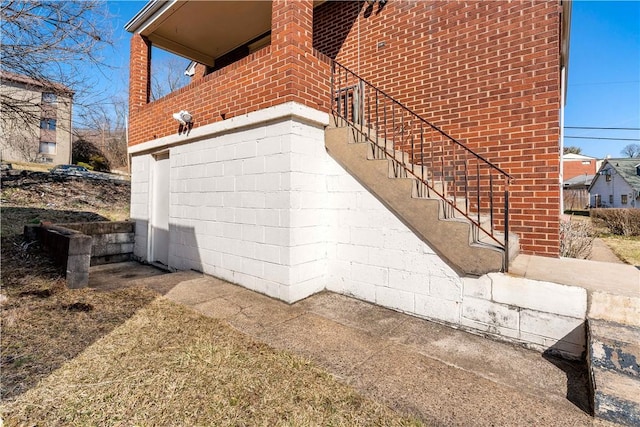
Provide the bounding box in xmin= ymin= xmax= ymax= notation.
xmin=1 ymin=1 xmax=112 ymax=160
xmin=75 ymin=94 xmax=129 ymax=169
xmin=621 ymin=143 xmax=640 ymax=158
xmin=150 ymin=55 xmax=191 ymax=101
xmin=563 ymin=146 xmax=582 ymax=155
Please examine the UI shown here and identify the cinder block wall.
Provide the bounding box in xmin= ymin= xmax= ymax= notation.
xmin=313 ymin=0 xmax=563 ymax=257
xmin=129 ymin=102 xmax=586 ymax=359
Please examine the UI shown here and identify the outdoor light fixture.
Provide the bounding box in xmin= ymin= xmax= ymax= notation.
xmin=172 ymin=110 xmax=192 ymax=125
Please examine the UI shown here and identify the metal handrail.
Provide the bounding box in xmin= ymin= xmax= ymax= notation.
xmin=330 ymin=60 xmax=513 ymax=267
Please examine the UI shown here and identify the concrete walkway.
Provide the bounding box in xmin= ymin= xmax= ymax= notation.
xmin=589 ymin=238 xmax=625 ymax=264
xmin=88 ymin=263 xmax=606 ymax=426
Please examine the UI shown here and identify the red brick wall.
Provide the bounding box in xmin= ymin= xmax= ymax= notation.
xmin=129 ymin=0 xmax=563 ymax=257
xmin=128 ymin=0 xmax=330 ymax=147
xmin=563 ymin=159 xmax=596 ymax=180
xmin=313 ymin=0 xmax=563 ymax=257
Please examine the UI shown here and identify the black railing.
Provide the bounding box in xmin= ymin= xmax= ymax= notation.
xmin=331 ymin=61 xmax=513 ymax=267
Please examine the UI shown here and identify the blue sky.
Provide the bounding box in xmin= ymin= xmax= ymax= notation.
xmin=564 ymin=0 xmax=640 ymax=159
xmin=101 ymin=1 xmax=640 ymax=159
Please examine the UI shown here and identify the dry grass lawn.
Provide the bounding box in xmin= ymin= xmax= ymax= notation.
xmin=2 ymin=297 xmax=420 ymax=426
xmin=599 ymin=235 xmax=640 ymax=266
xmin=1 ymin=169 xmax=421 ymax=426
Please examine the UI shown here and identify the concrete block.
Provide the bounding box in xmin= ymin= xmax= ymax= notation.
xmin=287 ymin=275 xmax=325 ymax=303
xmin=462 ymin=297 xmax=519 ymax=330
xmin=388 ymin=269 xmax=429 ymax=295
xmin=367 ymin=247 xmax=405 ymax=271
xmin=589 ymin=319 xmax=640 ymax=378
xmin=242 ymin=224 xmax=265 ymax=243
xmin=256 ymin=136 xmax=282 ymax=157
xmin=265 ymin=227 xmax=290 ymax=247
xmin=263 ymin=262 xmax=290 ymax=285
xmin=490 ymin=273 xmax=587 ymax=318
xmin=415 ymin=294 xmax=461 ymax=325
xmin=336 ymin=243 xmax=369 ymax=265
xmin=352 ymin=263 xmax=388 ymax=287
xmin=67 ymin=234 xmax=92 ymax=256
xmin=265 ymin=153 xmax=290 ymax=173
xmin=589 ymin=291 xmax=640 ymax=327
xmin=350 ymin=227 xmax=384 ymax=248
xmin=340 ymin=279 xmax=377 ymax=304
xmin=460 ymin=317 xmax=520 ymax=341
xmin=430 ymin=276 xmax=462 ymax=302
xmin=592 ymin=368 xmax=640 ymax=426
xmin=65 ymin=254 xmax=91 ymax=288
xmin=235 ymin=141 xmax=257 ymax=159
xmin=236 ymin=175 xmax=256 ymax=191
xmin=376 ymin=286 xmax=414 ymax=313
xmin=254 ymin=243 xmax=281 ymax=264
xmin=241 ymin=192 xmax=265 ymax=209
xmin=206 ymin=162 xmax=224 ymax=177
xmin=463 ymin=275 xmax=492 ymax=299
xmin=520 ymin=309 xmax=585 ymax=344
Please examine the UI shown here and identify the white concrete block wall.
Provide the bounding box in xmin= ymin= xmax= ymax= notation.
xmin=128 ymin=103 xmax=329 ymax=303
xmin=324 ymin=155 xmax=464 ymax=318
xmin=128 ymin=101 xmax=589 ymax=359
xmin=461 ymin=275 xmax=588 ymax=358
xmin=130 ymin=155 xmax=150 ymax=259
xmin=322 ymin=144 xmax=587 ymax=359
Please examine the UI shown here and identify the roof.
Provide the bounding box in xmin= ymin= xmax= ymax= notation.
xmin=0 ymin=70 xmax=74 ymax=97
xmin=590 ymin=158 xmax=640 ymax=192
xmin=563 ymin=153 xmax=596 ymax=161
xmin=563 ymin=174 xmax=594 ymax=188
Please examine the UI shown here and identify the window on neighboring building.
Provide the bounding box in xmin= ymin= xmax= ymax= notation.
xmin=40 ymin=118 xmax=56 ymax=130
xmin=39 ymin=141 xmax=56 ymax=154
xmin=581 ymin=161 xmax=591 ymax=165
xmin=42 ymin=92 xmax=57 ymax=104
xmin=609 ymin=194 xmax=614 ymax=204
xmin=621 ymin=194 xmax=628 ymax=205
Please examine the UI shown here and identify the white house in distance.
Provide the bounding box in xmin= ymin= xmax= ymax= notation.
xmin=589 ymin=158 xmax=640 ymax=208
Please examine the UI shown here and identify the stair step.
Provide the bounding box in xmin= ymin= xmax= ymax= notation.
xmin=325 ymin=124 xmax=504 ymax=276
xmin=588 ymin=318 xmax=640 ymax=426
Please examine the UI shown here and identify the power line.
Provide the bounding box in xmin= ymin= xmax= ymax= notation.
xmin=565 ymin=136 xmax=640 ymax=142
xmin=565 ymin=126 xmax=640 ymax=131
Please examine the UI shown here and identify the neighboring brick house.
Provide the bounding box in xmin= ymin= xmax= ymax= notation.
xmin=126 ymin=1 xmax=578 ymax=356
xmin=563 ymin=152 xmax=598 ymax=181
xmin=0 ymin=71 xmax=73 ymax=165
xmin=589 ymin=158 xmax=640 ymax=209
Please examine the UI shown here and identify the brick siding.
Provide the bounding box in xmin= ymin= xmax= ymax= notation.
xmin=563 ymin=159 xmax=596 ymax=180
xmin=314 ymin=0 xmax=563 ymax=256
xmin=128 ymin=0 xmax=563 ymax=257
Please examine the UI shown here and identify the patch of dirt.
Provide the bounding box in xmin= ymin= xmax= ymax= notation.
xmin=0 ymin=171 xmax=139 ymax=401
xmin=1 ymin=170 xmax=130 ymax=224
xmin=1 ymin=171 xmax=130 ymax=237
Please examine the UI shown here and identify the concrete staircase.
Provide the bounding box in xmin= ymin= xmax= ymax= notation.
xmin=325 ymin=121 xmax=512 ymax=276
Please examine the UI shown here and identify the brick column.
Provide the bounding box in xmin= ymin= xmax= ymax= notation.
xmin=271 ymin=0 xmax=314 ymax=103
xmin=129 ymin=34 xmax=151 ymax=115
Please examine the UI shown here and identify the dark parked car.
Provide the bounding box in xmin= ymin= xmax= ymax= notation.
xmin=50 ymin=164 xmax=89 ymax=177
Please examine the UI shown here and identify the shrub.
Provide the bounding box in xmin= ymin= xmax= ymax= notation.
xmin=88 ymin=155 xmax=110 ymax=172
xmin=560 ymin=219 xmax=594 ymax=259
xmin=77 ymin=162 xmax=94 ymax=171
xmin=590 ymin=209 xmax=640 ymax=236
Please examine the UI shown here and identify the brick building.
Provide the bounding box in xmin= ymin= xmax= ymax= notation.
xmin=126 ymin=1 xmax=577 ymax=356
xmin=563 ymin=152 xmax=598 ymax=181
xmin=0 ymin=71 xmax=73 ymax=165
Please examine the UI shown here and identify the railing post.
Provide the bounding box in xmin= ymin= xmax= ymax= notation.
xmin=504 ymin=181 xmax=510 ymax=272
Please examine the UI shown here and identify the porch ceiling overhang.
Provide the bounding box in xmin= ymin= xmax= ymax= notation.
xmin=124 ymin=0 xmax=273 ymax=67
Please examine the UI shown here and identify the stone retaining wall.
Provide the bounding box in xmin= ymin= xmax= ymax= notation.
xmin=25 ymin=221 xmax=135 ymax=288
